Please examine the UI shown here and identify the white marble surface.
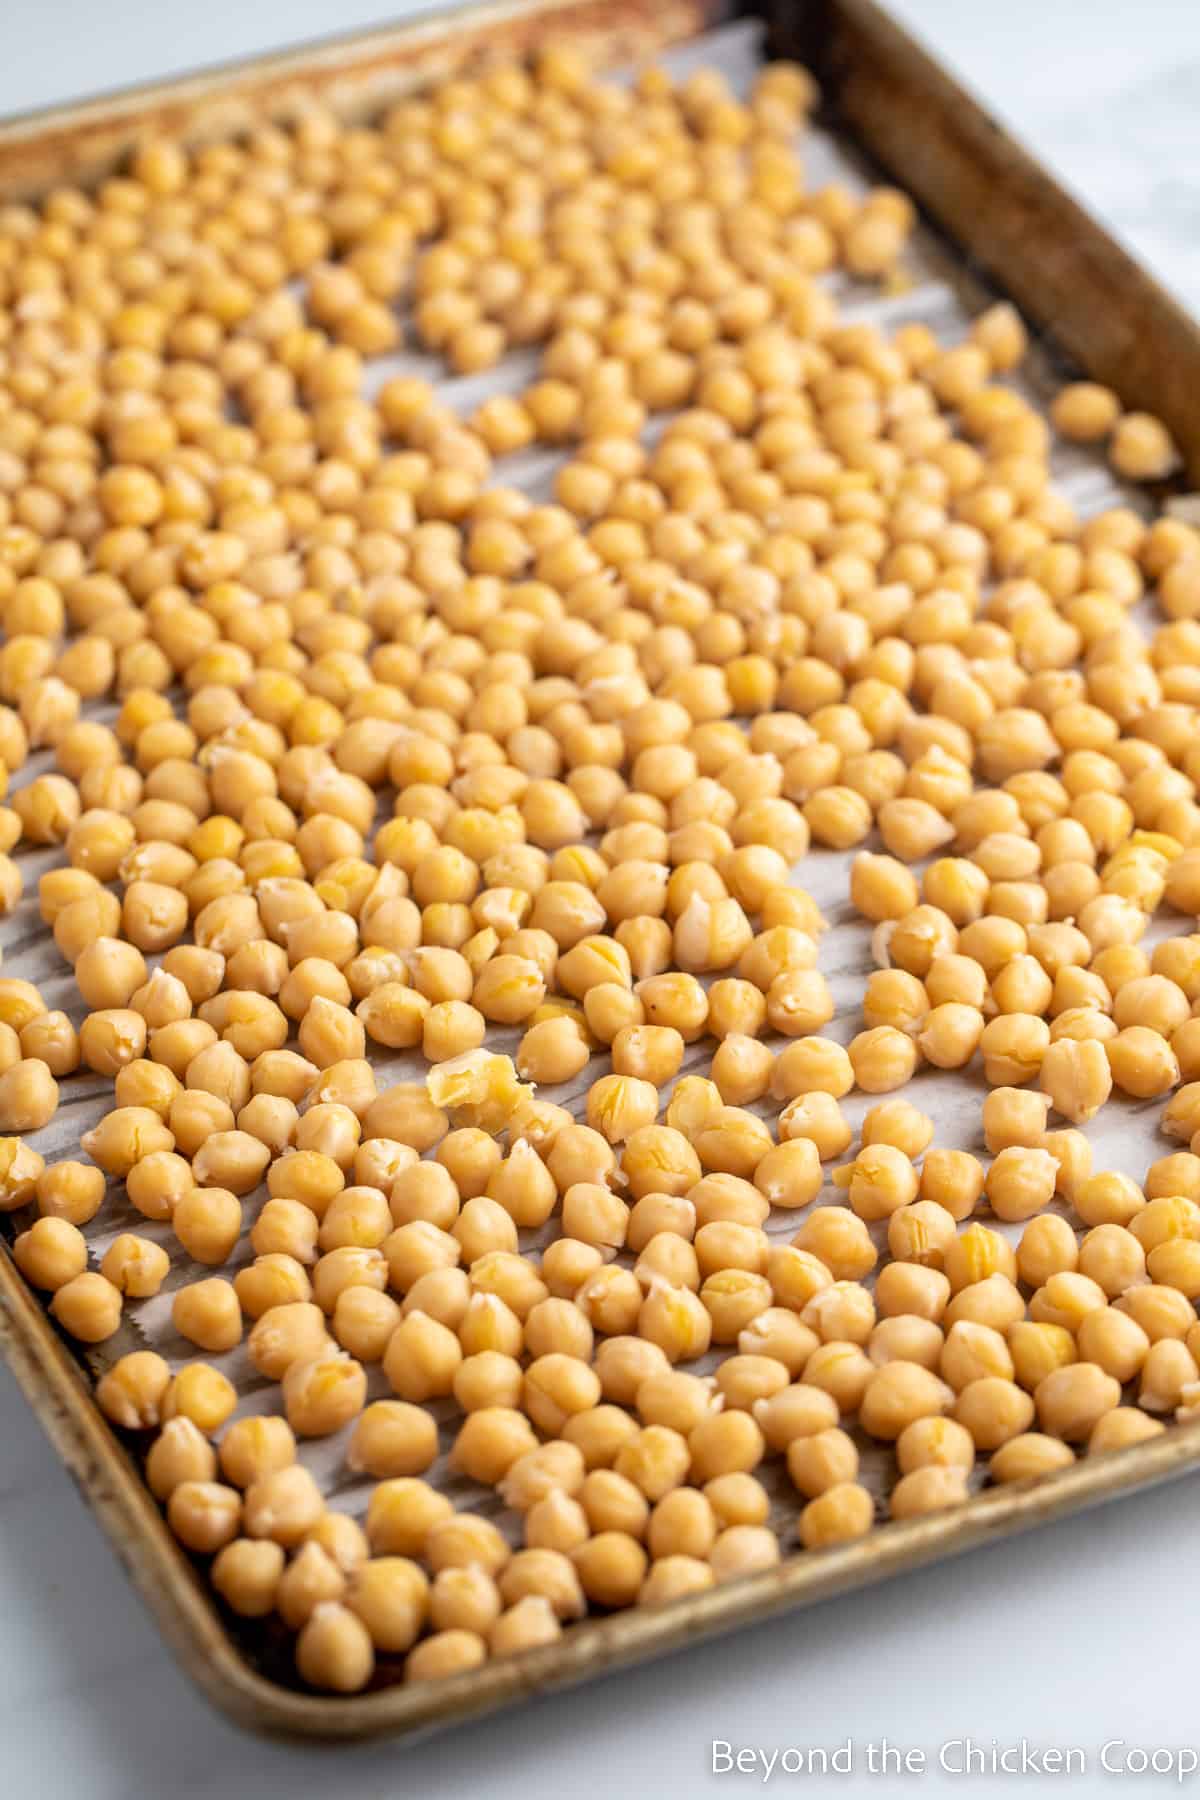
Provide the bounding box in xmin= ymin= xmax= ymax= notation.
xmin=3 ymin=4 xmax=1200 ymax=1796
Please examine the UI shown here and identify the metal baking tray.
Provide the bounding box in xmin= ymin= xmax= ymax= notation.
xmin=3 ymin=0 xmax=1200 ymax=1742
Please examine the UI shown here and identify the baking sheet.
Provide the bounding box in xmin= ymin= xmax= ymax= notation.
xmin=0 ymin=15 xmax=1182 ymax=1689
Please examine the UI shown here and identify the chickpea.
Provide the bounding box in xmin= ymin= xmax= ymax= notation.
xmin=1035 ymin=1362 xmax=1122 ymax=1441
xmin=75 ymin=938 xmax=147 ymax=1010
xmin=35 ymin=1160 xmax=105 ymax=1226
xmin=274 ymin=1541 xmax=347 ymax=1633
xmin=1052 ymin=382 xmax=1120 ymax=442
xmin=242 ymin=1463 xmax=326 ymax=1549
xmin=384 ymin=1309 xmax=462 ymax=1402
xmin=213 ymin=1538 xmax=286 ymax=1619
xmin=517 ymin=1015 xmax=591 ymax=1086
xmin=1090 ymin=1408 xmax=1166 ymax=1453
xmin=173 ymin=1185 xmax=243 ymax=1266
xmin=798 ymin=1482 xmax=875 ymax=1550
xmin=860 ymin=1361 xmax=953 ymax=1440
xmin=1139 ymin=1337 xmax=1200 ymax=1412
xmin=986 ymin=1146 xmax=1058 ymax=1222
xmin=842 ymin=1144 xmax=918 ymax=1221
xmin=168 ymin=1481 xmax=242 ymax=1555
xmin=0 ymin=1059 xmax=58 ymax=1132
xmin=296 ymin=1604 xmax=375 ymax=1693
xmin=490 ymin=1595 xmax=562 ymax=1657
xmin=348 ymin=1400 xmax=439 ymax=1478
xmin=14 ymin=1215 xmax=88 ymax=1291
xmin=50 ymin=1272 xmax=123 ymax=1343
xmin=1116 ymin=1284 xmax=1196 ymax=1343
xmin=218 ymin=1417 xmax=296 ymax=1491
xmin=754 ymin=1138 xmax=823 ymax=1211
xmin=95 ymin=1351 xmax=172 ymax=1432
xmin=1111 ymin=411 xmax=1179 ymax=481
xmin=708 ymin=1523 xmax=782 ymax=1584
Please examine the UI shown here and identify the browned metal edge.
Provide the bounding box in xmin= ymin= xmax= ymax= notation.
xmin=8 ymin=1233 xmax=1200 ymax=1741
xmin=0 ymin=0 xmax=716 ymax=199
xmin=769 ymin=0 xmax=1200 ymax=485
xmin=4 ymin=0 xmax=1200 ymax=1743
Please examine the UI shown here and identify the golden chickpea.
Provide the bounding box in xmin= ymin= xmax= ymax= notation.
xmin=173 ymin=1184 xmax=243 ymax=1266
xmin=98 ymin=1230 xmax=171 ymax=1300
xmin=490 ymin=1595 xmax=562 ymax=1657
xmin=14 ymin=1215 xmax=88 ymax=1291
xmin=36 ymin=1160 xmax=106 ymax=1226
xmin=1116 ymin=1283 xmax=1196 ymax=1343
xmin=170 ymin=1275 xmax=243 ymax=1351
xmin=1075 ymin=1171 xmax=1145 ymax=1229
xmin=798 ymin=1482 xmax=874 ymax=1550
xmin=888 ymin=1463 xmax=969 ymax=1519
xmin=383 ymin=1308 xmax=463 ymax=1402
xmin=347 ymin=1399 xmax=439 ymax=1479
xmin=295 ymin=1603 xmax=375 ymax=1693
xmin=1035 ymin=1362 xmax=1122 ymax=1441
xmin=572 ymin=1532 xmax=648 ymax=1608
xmin=241 ymin=1463 xmax=326 ymax=1550
xmin=74 ymin=937 xmax=147 ymax=1010
xmin=95 ymin=1351 xmax=172 ymax=1432
xmin=778 ymin=1093 xmax=853 ymax=1162
xmin=167 ymin=1481 xmax=242 ymax=1555
xmin=842 ymin=1144 xmax=919 ymax=1221
xmin=985 ymin=1146 xmax=1058 ymax=1222
xmin=242 ymin=1295 xmax=329 ymax=1381
xmin=0 ymin=1058 xmax=58 ymax=1132
xmin=157 ymin=1357 xmax=236 ymax=1436
xmin=450 ymin=1406 xmax=539 ymax=1487
xmin=860 ymin=1361 xmax=953 ymax=1440
xmin=1052 ymin=382 xmax=1120 ymax=442
xmin=750 ymin=1137 xmax=821 ymax=1212
xmin=49 ymin=1271 xmax=123 ymax=1343
xmin=144 ymin=1415 xmax=217 ymax=1501
xmin=848 ymin=1026 xmax=920 ymax=1093
xmin=1110 ymin=411 xmax=1179 ymax=481
xmin=22 ymin=1013 xmax=80 ymax=1078
xmin=1089 ymin=1408 xmax=1166 ymax=1453
xmin=517 ymin=1015 xmax=591 ymax=1086
xmin=1139 ymin=1336 xmax=1200 ymax=1412
xmin=217 ymin=1416 xmax=297 ymax=1491
xmin=212 ymin=1538 xmax=286 ymax=1619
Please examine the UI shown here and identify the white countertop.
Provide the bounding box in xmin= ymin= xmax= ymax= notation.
xmin=4 ymin=4 xmax=1200 ymax=1795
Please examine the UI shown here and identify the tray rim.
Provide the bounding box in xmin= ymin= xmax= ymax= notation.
xmin=3 ymin=0 xmax=1200 ymax=1742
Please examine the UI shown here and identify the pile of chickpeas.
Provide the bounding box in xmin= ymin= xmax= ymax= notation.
xmin=2 ymin=38 xmax=1200 ymax=1697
